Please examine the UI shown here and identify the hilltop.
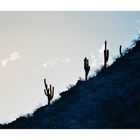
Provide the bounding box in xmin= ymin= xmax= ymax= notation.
xmin=1 ymin=40 xmax=140 ymax=128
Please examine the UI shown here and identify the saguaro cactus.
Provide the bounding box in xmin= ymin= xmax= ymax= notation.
xmin=104 ymin=41 xmax=109 ymax=68
xmin=84 ymin=57 xmax=90 ymax=81
xmin=119 ymin=45 xmax=123 ymax=57
xmin=44 ymin=78 xmax=54 ymax=106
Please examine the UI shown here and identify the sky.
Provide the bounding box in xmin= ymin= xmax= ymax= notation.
xmin=0 ymin=11 xmax=140 ymax=123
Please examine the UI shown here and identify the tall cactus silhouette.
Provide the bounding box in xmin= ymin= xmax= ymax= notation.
xmin=119 ymin=45 xmax=123 ymax=57
xmin=104 ymin=41 xmax=109 ymax=68
xmin=84 ymin=57 xmax=90 ymax=81
xmin=44 ymin=78 xmax=54 ymax=106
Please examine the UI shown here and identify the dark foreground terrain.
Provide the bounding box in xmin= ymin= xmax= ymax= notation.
xmin=1 ymin=40 xmax=140 ymax=129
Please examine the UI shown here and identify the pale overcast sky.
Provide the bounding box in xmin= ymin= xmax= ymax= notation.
xmin=0 ymin=12 xmax=140 ymax=123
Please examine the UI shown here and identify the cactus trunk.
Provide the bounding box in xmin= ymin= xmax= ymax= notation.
xmin=85 ymin=71 xmax=87 ymax=81
xmin=104 ymin=41 xmax=109 ymax=68
xmin=84 ymin=57 xmax=90 ymax=81
xmin=48 ymin=99 xmax=50 ymax=106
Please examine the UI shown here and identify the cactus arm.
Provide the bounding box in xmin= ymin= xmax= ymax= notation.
xmin=49 ymin=86 xmax=54 ymax=100
xmin=44 ymin=79 xmax=48 ymax=90
xmin=120 ymin=45 xmax=123 ymax=56
xmin=44 ymin=89 xmax=47 ymax=96
xmin=50 ymin=84 xmax=52 ymax=92
xmin=106 ymin=49 xmax=109 ymax=62
xmin=88 ymin=65 xmax=90 ymax=71
xmin=50 ymin=84 xmax=54 ymax=99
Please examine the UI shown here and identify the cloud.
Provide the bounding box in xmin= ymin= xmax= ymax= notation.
xmin=89 ymin=53 xmax=97 ymax=68
xmin=9 ymin=52 xmax=20 ymax=61
xmin=98 ymin=42 xmax=110 ymax=55
xmin=42 ymin=57 xmax=71 ymax=68
xmin=61 ymin=57 xmax=71 ymax=63
xmin=42 ymin=63 xmax=48 ymax=68
xmin=1 ymin=52 xmax=20 ymax=67
xmin=89 ymin=52 xmax=102 ymax=69
xmin=90 ymin=53 xmax=102 ymax=68
xmin=98 ymin=44 xmax=105 ymax=54
xmin=1 ymin=59 xmax=9 ymax=67
xmin=42 ymin=59 xmax=57 ymax=68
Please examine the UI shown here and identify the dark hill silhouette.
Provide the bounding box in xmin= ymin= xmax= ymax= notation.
xmin=1 ymin=40 xmax=140 ymax=128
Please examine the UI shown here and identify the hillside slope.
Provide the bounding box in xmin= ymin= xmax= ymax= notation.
xmin=1 ymin=40 xmax=140 ymax=129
